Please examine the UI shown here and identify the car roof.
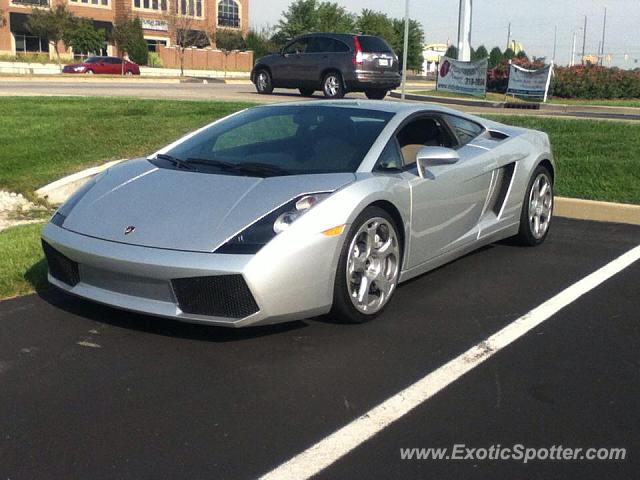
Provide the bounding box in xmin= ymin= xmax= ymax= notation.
xmin=254 ymin=99 xmax=453 ymax=115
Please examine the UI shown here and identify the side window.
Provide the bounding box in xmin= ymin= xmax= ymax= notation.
xmin=443 ymin=114 xmax=484 ymax=145
xmin=284 ymin=39 xmax=309 ymax=55
xmin=330 ymin=39 xmax=351 ymax=52
xmin=395 ymin=117 xmax=457 ymax=166
xmin=307 ymin=37 xmax=333 ymax=53
xmin=375 ymin=139 xmax=403 ymax=171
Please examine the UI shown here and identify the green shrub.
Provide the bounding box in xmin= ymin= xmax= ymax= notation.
xmin=552 ymin=65 xmax=640 ymax=99
xmin=147 ymin=52 xmax=163 ymax=67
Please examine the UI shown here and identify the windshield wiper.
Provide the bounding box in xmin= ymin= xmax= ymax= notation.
xmin=155 ymin=153 xmax=196 ymax=171
xmin=231 ymin=162 xmax=290 ymax=177
xmin=185 ymin=157 xmax=238 ymax=171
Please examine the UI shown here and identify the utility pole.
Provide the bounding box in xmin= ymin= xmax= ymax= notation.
xmin=400 ymin=0 xmax=410 ymax=100
xmin=506 ymin=22 xmax=511 ymax=50
xmin=457 ymin=0 xmax=472 ymax=61
xmin=570 ymin=31 xmax=577 ymax=66
xmin=581 ymin=15 xmax=587 ymax=64
xmin=599 ymin=6 xmax=607 ymax=66
xmin=552 ymin=25 xmax=557 ymax=63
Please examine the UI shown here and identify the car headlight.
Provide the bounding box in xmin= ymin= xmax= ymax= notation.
xmin=215 ymin=193 xmax=331 ymax=254
xmin=74 ymin=66 xmax=86 ymax=72
xmin=49 ymin=172 xmax=106 ymax=227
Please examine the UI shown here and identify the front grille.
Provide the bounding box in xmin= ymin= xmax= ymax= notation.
xmin=171 ymin=275 xmax=259 ymax=318
xmin=42 ymin=241 xmax=80 ymax=287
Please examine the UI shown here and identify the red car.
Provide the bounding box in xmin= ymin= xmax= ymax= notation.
xmin=63 ymin=56 xmax=140 ymax=75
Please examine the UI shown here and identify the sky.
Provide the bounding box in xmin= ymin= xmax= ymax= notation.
xmin=249 ymin=0 xmax=640 ymax=68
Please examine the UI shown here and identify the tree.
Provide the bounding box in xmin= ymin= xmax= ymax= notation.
xmin=503 ymin=47 xmax=515 ymax=60
xmin=515 ymin=50 xmax=528 ymax=60
xmin=472 ymin=45 xmax=488 ymax=61
xmin=391 ymin=18 xmax=424 ymax=71
xmin=162 ymin=8 xmax=206 ymax=75
xmin=214 ymin=28 xmax=246 ymax=76
xmin=27 ymin=3 xmax=76 ymax=66
xmin=113 ymin=17 xmax=148 ymax=68
xmin=445 ymin=45 xmax=458 ymax=59
xmin=245 ymin=26 xmax=278 ymax=60
xmin=276 ymin=0 xmax=354 ymax=40
xmin=356 ymin=9 xmax=395 ymax=45
xmin=488 ymin=46 xmax=503 ymax=68
xmin=67 ymin=18 xmax=104 ymax=58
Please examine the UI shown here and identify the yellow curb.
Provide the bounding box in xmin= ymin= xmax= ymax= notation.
xmin=555 ymin=197 xmax=640 ymax=225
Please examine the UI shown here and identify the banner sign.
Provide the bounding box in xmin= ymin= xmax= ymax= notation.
xmin=142 ymin=19 xmax=169 ymax=32
xmin=506 ymin=63 xmax=554 ymax=100
xmin=437 ymin=56 xmax=488 ymax=97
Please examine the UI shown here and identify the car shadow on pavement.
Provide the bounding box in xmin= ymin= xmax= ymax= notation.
xmin=36 ymin=287 xmax=309 ymax=343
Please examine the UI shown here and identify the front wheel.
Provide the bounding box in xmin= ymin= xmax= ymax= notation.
xmin=125 ymin=70 xmax=133 ymax=76
xmin=85 ymin=69 xmax=94 ymax=75
xmin=322 ymin=72 xmax=345 ymax=99
xmin=299 ymin=88 xmax=315 ymax=97
xmin=255 ymin=69 xmax=273 ymax=94
xmin=365 ymin=89 xmax=388 ymax=100
xmin=330 ymin=207 xmax=401 ymax=323
xmin=515 ymin=165 xmax=554 ymax=246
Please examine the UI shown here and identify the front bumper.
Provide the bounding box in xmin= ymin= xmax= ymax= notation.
xmin=41 ymin=223 xmax=345 ymax=327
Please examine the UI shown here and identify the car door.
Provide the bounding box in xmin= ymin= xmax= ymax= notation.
xmin=398 ymin=115 xmax=494 ymax=269
xmin=110 ymin=57 xmax=124 ymax=75
xmin=279 ymin=37 xmax=310 ymax=87
xmin=304 ymin=36 xmax=333 ymax=86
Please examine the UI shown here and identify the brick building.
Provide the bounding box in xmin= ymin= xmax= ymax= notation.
xmin=0 ymin=0 xmax=249 ymax=61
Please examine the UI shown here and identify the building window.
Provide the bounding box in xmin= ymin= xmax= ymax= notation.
xmin=146 ymin=39 xmax=168 ymax=52
xmin=179 ymin=0 xmax=203 ymax=17
xmin=10 ymin=0 xmax=50 ymax=6
xmin=14 ymin=32 xmax=50 ymax=54
xmin=70 ymin=0 xmax=110 ymax=6
xmin=133 ymin=0 xmax=167 ymax=11
xmin=218 ymin=0 xmax=239 ymax=28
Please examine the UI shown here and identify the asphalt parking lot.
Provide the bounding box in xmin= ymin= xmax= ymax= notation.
xmin=1 ymin=217 xmax=638 ymax=479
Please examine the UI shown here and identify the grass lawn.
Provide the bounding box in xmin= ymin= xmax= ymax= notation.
xmin=0 ymin=97 xmax=253 ymax=197
xmin=484 ymin=115 xmax=640 ymax=204
xmin=412 ymin=89 xmax=640 ymax=108
xmin=0 ymin=223 xmax=47 ymax=299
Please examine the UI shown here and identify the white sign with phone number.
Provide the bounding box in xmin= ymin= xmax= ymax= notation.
xmin=437 ymin=56 xmax=488 ymax=97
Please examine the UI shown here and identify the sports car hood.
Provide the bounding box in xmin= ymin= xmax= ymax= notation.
xmin=62 ymin=159 xmax=355 ymax=252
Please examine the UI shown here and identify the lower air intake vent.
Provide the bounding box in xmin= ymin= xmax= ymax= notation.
xmin=171 ymin=275 xmax=259 ymax=318
xmin=42 ymin=241 xmax=80 ymax=287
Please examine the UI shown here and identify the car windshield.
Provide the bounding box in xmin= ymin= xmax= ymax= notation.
xmin=84 ymin=57 xmax=101 ymax=64
xmin=159 ymin=105 xmax=393 ymax=177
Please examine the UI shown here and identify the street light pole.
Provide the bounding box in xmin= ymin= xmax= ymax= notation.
xmin=581 ymin=15 xmax=587 ymax=64
xmin=600 ymin=6 xmax=607 ymax=66
xmin=552 ymin=25 xmax=557 ymax=63
xmin=400 ymin=0 xmax=410 ymax=100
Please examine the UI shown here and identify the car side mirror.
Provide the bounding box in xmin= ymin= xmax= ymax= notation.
xmin=416 ymin=146 xmax=459 ymax=178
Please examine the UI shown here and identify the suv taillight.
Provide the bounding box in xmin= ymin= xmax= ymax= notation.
xmin=353 ymin=36 xmax=364 ymax=65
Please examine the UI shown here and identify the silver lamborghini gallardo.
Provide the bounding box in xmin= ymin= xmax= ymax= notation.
xmin=42 ymin=101 xmax=554 ymax=327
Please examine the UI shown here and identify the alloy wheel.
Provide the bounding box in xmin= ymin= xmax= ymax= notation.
xmin=528 ymin=173 xmax=553 ymax=239
xmin=346 ymin=217 xmax=400 ymax=314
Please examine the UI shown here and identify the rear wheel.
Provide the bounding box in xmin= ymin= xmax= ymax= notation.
xmin=330 ymin=207 xmax=401 ymax=323
xmin=255 ymin=69 xmax=273 ymax=94
xmin=299 ymin=88 xmax=315 ymax=97
xmin=322 ymin=72 xmax=345 ymax=99
xmin=515 ymin=165 xmax=554 ymax=246
xmin=365 ymin=89 xmax=388 ymax=100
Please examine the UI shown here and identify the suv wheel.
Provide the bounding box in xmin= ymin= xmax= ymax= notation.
xmin=299 ymin=88 xmax=315 ymax=97
xmin=322 ymin=72 xmax=345 ymax=99
xmin=255 ymin=69 xmax=273 ymax=94
xmin=365 ymin=89 xmax=388 ymax=100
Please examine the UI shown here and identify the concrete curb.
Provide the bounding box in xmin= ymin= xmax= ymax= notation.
xmin=555 ymin=197 xmax=640 ymax=225
xmin=35 ymin=160 xmax=124 ymax=205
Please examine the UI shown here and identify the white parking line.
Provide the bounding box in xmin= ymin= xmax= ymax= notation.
xmin=260 ymin=244 xmax=640 ymax=480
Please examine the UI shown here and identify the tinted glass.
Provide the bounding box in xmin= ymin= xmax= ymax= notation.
xmin=284 ymin=39 xmax=308 ymax=54
xmin=163 ymin=106 xmax=394 ymax=176
xmin=358 ymin=36 xmax=392 ymax=53
xmin=307 ymin=37 xmax=333 ymax=53
xmin=84 ymin=57 xmax=101 ymax=63
xmin=330 ymin=39 xmax=351 ymax=52
xmin=444 ymin=114 xmax=484 ymax=145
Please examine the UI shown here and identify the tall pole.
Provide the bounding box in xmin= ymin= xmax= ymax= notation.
xmin=457 ymin=0 xmax=472 ymax=61
xmin=400 ymin=0 xmax=410 ymax=100
xmin=570 ymin=31 xmax=577 ymax=66
xmin=552 ymin=25 xmax=557 ymax=63
xmin=581 ymin=15 xmax=587 ymax=64
xmin=600 ymin=6 xmax=607 ymax=66
xmin=506 ymin=22 xmax=511 ymax=50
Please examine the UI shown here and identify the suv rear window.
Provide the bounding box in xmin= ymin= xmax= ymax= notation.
xmin=357 ymin=36 xmax=392 ymax=53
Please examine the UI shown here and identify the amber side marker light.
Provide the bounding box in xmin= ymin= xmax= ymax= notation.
xmin=322 ymin=225 xmax=346 ymax=236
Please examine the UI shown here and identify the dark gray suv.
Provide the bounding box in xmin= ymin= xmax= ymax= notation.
xmin=251 ymin=33 xmax=401 ymax=100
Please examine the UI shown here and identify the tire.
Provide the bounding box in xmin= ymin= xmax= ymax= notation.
xmin=299 ymin=88 xmax=315 ymax=97
xmin=515 ymin=165 xmax=554 ymax=246
xmin=125 ymin=70 xmax=133 ymax=76
xmin=330 ymin=206 xmax=402 ymax=323
xmin=322 ymin=71 xmax=345 ymax=99
xmin=85 ymin=69 xmax=94 ymax=74
xmin=254 ymin=69 xmax=273 ymax=94
xmin=365 ymin=89 xmax=388 ymax=100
